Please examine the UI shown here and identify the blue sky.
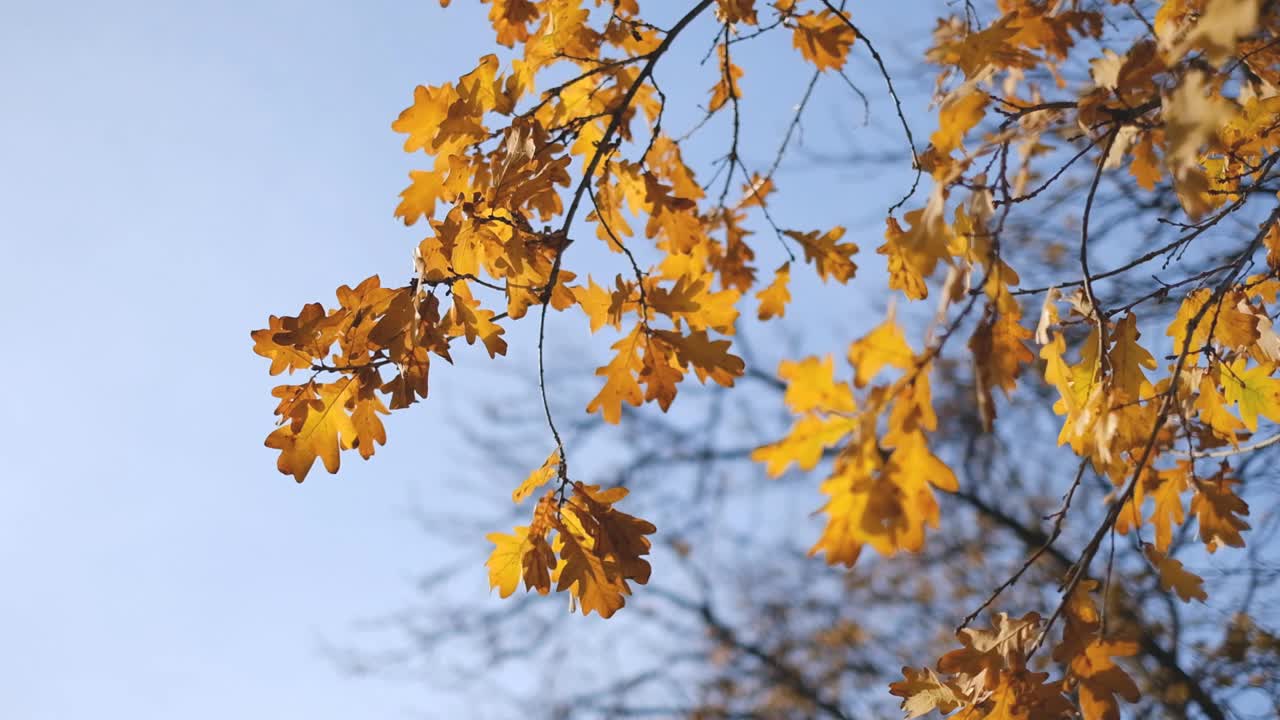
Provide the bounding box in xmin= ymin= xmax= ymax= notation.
xmin=0 ymin=2 xmax=502 ymax=716
xmin=0 ymin=2 xmax=925 ymax=718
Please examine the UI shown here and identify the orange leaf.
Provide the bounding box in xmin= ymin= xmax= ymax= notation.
xmin=513 ymin=450 xmax=560 ymax=503
xmin=1145 ymin=546 xmax=1208 ymax=602
xmin=264 ymin=379 xmax=360 ymax=482
xmin=847 ymin=313 xmax=914 ymax=387
xmin=792 ymin=10 xmax=856 ymax=71
xmin=755 ymin=262 xmax=791 ymax=320
xmin=1192 ymin=469 xmax=1251 ymax=552
xmin=931 ymin=89 xmax=988 ymax=154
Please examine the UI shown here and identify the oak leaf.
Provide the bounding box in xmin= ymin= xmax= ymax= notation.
xmin=555 ymin=483 xmax=655 ymax=618
xmin=1145 ymin=546 xmax=1208 ymax=602
xmin=1150 ymin=465 xmax=1190 ymax=552
xmin=752 ymin=413 xmax=856 ymax=477
xmin=653 ymin=328 xmax=744 ymax=387
xmin=889 ymin=667 xmax=963 ymax=719
xmin=264 ymin=379 xmax=360 ymax=482
xmin=847 ymin=313 xmax=914 ymax=388
xmin=513 ymin=450 xmax=560 ymax=503
xmin=251 ymin=313 xmax=317 ymax=375
xmin=485 ymin=525 xmax=535 ymax=599
xmin=970 ymin=306 xmax=1034 ymax=429
xmin=1220 ymin=358 xmax=1280 ymax=431
xmin=931 ymin=89 xmax=987 ymax=154
xmin=1192 ymin=469 xmax=1251 ymax=551
xmin=785 ymin=227 xmax=857 ymax=282
xmin=1070 ymin=639 xmax=1141 ymax=720
xmin=587 ymin=326 xmax=646 ymax=424
xmin=715 ymin=0 xmax=757 ymax=25
xmin=792 ymin=10 xmax=856 ymax=72
xmin=755 ymin=262 xmax=791 ymax=320
xmin=778 ymin=355 xmax=855 ymax=415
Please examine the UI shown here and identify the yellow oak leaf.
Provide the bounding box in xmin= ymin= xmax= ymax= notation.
xmin=939 ymin=612 xmax=1043 ymax=674
xmin=478 ymin=0 xmax=539 ymax=47
xmin=1145 ymin=546 xmax=1208 ymax=602
xmin=715 ymin=0 xmax=757 ymax=25
xmin=755 ymin=262 xmax=791 ymax=320
xmin=810 ymin=430 xmax=955 ymax=565
xmin=985 ymin=670 xmax=1073 ymax=720
xmin=570 ymin=483 xmax=655 ymax=587
xmin=778 ymin=355 xmax=856 ymax=415
xmin=751 ymin=413 xmax=856 ymax=477
xmin=708 ymin=44 xmax=743 ymax=112
xmin=931 ymin=89 xmax=988 ymax=155
xmin=513 ymin=450 xmax=560 ymax=503
xmin=395 ymin=168 xmax=451 ymax=226
xmin=587 ymin=326 xmax=646 ymax=424
xmin=1220 ymin=357 xmax=1280 ymax=431
xmin=1150 ymin=465 xmax=1189 ymax=552
xmin=1108 ymin=312 xmax=1156 ymax=401
xmin=889 ymin=667 xmax=963 ymax=719
xmin=1267 ymin=222 xmax=1280 ymax=273
xmin=264 ymin=379 xmax=359 ymax=482
xmin=647 ymin=275 xmax=740 ymax=333
xmin=1169 ymin=289 xmax=1259 ymax=355
xmin=1129 ymin=132 xmax=1163 ymax=190
xmin=1192 ymin=469 xmax=1251 ymax=552
xmin=970 ymin=306 xmax=1034 ymax=429
xmin=520 ymin=529 xmax=557 ymax=596
xmin=262 ymin=301 xmax=344 ymax=360
xmin=847 ymin=313 xmax=914 ymax=387
xmin=928 ymin=13 xmax=1036 ymax=78
xmin=924 ymin=612 xmax=1077 ymax=720
xmin=486 ymin=508 xmax=557 ymax=599
xmin=573 ymin=276 xmax=629 ymax=333
xmin=1070 ymin=639 xmax=1141 ymax=720
xmin=878 ymin=209 xmax=952 ymax=301
xmin=392 ymin=83 xmax=457 ymax=154
xmin=447 ymin=282 xmax=508 ymax=358
xmin=1041 ymin=329 xmax=1109 ymax=455
xmin=1163 ymin=71 xmax=1237 ymax=219
xmin=251 ymin=314 xmax=317 ymax=375
xmin=652 ymin=329 xmax=744 ymax=387
xmin=889 ymin=366 xmax=940 ymax=435
xmin=1196 ymin=375 xmax=1246 ymax=444
xmin=738 ymin=173 xmax=775 ymax=209
xmin=269 ymin=382 xmax=322 ymax=431
xmin=638 ymin=331 xmax=684 ymax=411
xmin=792 ymin=10 xmax=856 ymax=72
xmin=556 ymin=529 xmax=629 ymax=618
xmin=786 ymin=227 xmax=857 ymax=282
xmin=348 ymin=389 xmax=389 ymax=460
xmin=485 ymin=525 xmax=533 ymax=599
xmin=554 ymin=483 xmax=655 ymax=618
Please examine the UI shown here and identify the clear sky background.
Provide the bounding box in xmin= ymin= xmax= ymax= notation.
xmin=0 ymin=2 xmax=926 ymax=718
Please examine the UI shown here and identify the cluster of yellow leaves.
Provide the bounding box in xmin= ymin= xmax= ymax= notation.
xmin=1052 ymin=582 xmax=1141 ymax=720
xmin=853 ymin=2 xmax=1276 ymax=716
xmin=1039 ymin=284 xmax=1260 ymax=610
xmin=487 ymin=479 xmax=655 ymax=618
xmin=1122 ymin=460 xmax=1251 ymax=562
xmin=890 ymin=612 xmax=1074 ymax=720
xmin=252 ymin=276 xmax=454 ymax=480
xmin=753 ymin=312 xmax=959 ymax=567
xmin=893 ymin=585 xmax=1141 ymax=720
